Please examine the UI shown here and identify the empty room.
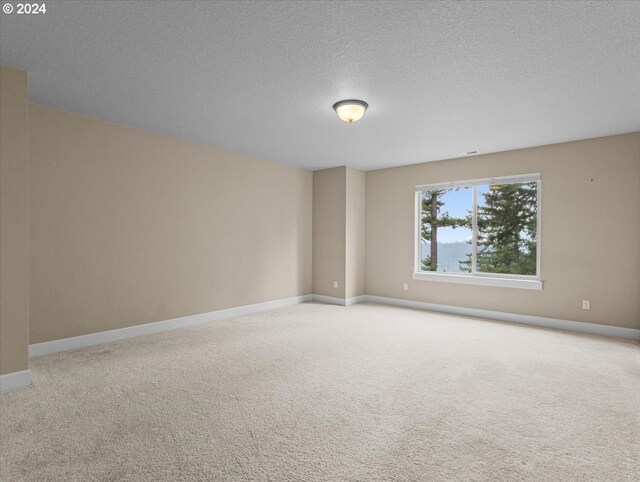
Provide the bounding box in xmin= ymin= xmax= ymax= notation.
xmin=1 ymin=1 xmax=639 ymax=480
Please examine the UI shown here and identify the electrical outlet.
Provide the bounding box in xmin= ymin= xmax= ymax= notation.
xmin=403 ymin=283 xmax=408 ymax=291
xmin=333 ymin=281 xmax=338 ymax=289
xmin=582 ymin=300 xmax=591 ymax=310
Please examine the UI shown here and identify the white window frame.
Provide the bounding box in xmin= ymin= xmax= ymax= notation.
xmin=413 ymin=174 xmax=543 ymax=290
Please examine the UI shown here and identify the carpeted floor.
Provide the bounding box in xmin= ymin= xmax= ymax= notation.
xmin=1 ymin=302 xmax=639 ymax=481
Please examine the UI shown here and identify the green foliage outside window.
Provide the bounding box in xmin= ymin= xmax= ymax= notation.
xmin=420 ymin=181 xmax=537 ymax=276
xmin=420 ymin=190 xmax=467 ymax=271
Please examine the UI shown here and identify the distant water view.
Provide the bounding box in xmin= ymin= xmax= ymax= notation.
xmin=421 ymin=241 xmax=471 ymax=273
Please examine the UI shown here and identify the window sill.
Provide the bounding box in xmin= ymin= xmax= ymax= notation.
xmin=411 ymin=272 xmax=543 ymax=290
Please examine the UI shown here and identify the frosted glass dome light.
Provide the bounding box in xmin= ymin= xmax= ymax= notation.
xmin=333 ymin=99 xmax=368 ymax=123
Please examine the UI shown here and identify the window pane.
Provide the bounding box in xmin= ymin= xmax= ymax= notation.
xmin=476 ymin=182 xmax=537 ymax=276
xmin=420 ymin=188 xmax=472 ymax=272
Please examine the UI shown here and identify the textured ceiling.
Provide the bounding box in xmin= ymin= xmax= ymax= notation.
xmin=2 ymin=1 xmax=639 ymax=170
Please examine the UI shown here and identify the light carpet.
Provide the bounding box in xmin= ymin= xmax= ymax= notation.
xmin=1 ymin=302 xmax=639 ymax=481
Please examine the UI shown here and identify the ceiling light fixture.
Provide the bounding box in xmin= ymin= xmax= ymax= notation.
xmin=333 ymin=99 xmax=368 ymax=123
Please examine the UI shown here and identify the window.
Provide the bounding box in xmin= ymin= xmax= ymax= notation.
xmin=413 ymin=174 xmax=542 ymax=290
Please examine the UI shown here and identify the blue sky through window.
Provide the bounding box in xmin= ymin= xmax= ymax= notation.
xmin=437 ymin=188 xmax=472 ymax=243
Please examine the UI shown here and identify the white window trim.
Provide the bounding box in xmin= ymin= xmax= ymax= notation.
xmin=414 ymin=173 xmax=542 ymax=290
xmin=415 ymin=173 xmax=541 ymax=192
xmin=411 ymin=271 xmax=543 ymax=290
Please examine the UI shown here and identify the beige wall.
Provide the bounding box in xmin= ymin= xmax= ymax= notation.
xmin=0 ymin=66 xmax=30 ymax=374
xmin=312 ymin=166 xmax=366 ymax=299
xmin=366 ymin=133 xmax=640 ymax=329
xmin=11 ymin=79 xmax=639 ymax=353
xmin=29 ymin=105 xmax=312 ymax=343
xmin=345 ymin=167 xmax=366 ymax=298
xmin=312 ymin=167 xmax=346 ymax=297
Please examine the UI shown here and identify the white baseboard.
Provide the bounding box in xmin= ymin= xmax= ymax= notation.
xmin=345 ymin=295 xmax=367 ymax=307
xmin=312 ymin=294 xmax=367 ymax=306
xmin=363 ymin=295 xmax=640 ymax=341
xmin=0 ymin=369 xmax=32 ymax=393
xmin=25 ymin=291 xmax=639 ymax=361
xmin=29 ymin=294 xmax=313 ymax=358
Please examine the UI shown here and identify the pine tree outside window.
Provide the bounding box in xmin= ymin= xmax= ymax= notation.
xmin=413 ymin=174 xmax=542 ymax=290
